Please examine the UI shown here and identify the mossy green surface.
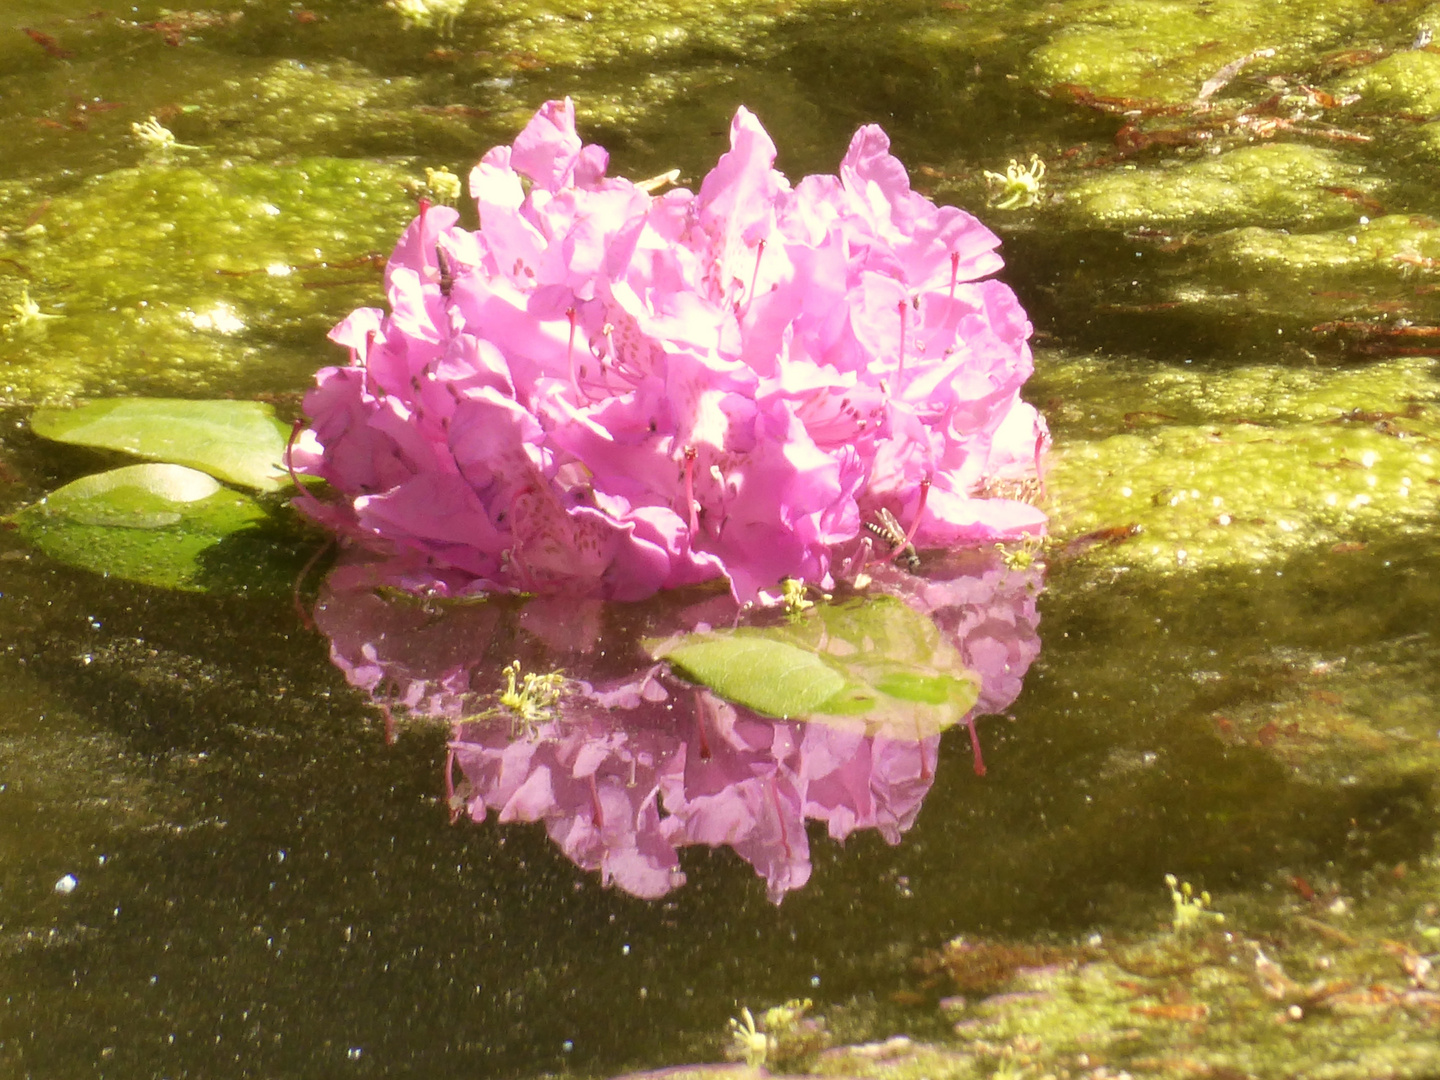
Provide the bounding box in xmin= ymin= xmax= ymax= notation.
xmin=812 ymin=909 xmax=1440 ymax=1079
xmin=1025 ymin=0 xmax=1382 ymax=104
xmin=797 ymin=845 xmax=1440 ymax=1080
xmin=1041 ymin=352 xmax=1440 ymax=574
xmin=0 ymin=156 xmax=414 ymax=403
xmin=1209 ymin=213 xmax=1440 ymax=278
xmin=1336 ymin=48 xmax=1440 ymax=114
xmin=1064 ymin=144 xmax=1378 ymax=230
xmin=460 ymin=0 xmax=849 ymax=69
xmin=1208 ymin=630 xmax=1440 ymax=787
xmin=187 ymin=59 xmax=487 ymax=163
xmin=1038 ymin=353 xmax=1440 ymax=435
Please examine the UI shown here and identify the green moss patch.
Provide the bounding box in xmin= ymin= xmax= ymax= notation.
xmin=1041 ymin=352 xmax=1440 ymax=574
xmin=0 ymin=157 xmax=415 ymax=404
xmin=1028 ymin=0 xmax=1382 ymax=106
xmin=1336 ymin=48 xmax=1440 ymax=115
xmin=1064 ymin=144 xmax=1379 ymax=230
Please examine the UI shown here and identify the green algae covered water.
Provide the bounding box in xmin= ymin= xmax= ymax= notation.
xmin=4 ymin=1 xmax=1440 ymax=1077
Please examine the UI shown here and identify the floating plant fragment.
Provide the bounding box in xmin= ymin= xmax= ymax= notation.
xmin=130 ymin=116 xmax=197 ymax=153
xmin=8 ymin=463 xmax=276 ymax=592
xmin=983 ymin=155 xmax=1045 ymax=211
xmin=30 ymin=398 xmax=292 ymax=492
xmin=4 ymin=288 xmax=61 ymax=336
xmin=648 ymin=594 xmax=981 ymax=738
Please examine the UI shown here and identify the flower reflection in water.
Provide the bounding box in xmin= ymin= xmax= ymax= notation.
xmin=315 ymin=547 xmax=1042 ymax=902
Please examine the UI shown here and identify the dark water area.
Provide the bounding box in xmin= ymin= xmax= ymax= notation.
xmin=5 ymin=0 xmax=1440 ymax=1077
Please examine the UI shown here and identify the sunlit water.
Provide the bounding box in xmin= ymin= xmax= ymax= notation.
xmin=4 ymin=0 xmax=1440 ymax=1077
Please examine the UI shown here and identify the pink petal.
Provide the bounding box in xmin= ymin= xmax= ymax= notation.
xmin=509 ymin=97 xmax=583 ymax=192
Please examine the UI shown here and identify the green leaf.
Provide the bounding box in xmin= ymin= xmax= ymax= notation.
xmin=650 ymin=634 xmax=848 ymax=718
xmin=30 ymin=398 xmax=292 ymax=492
xmin=10 ymin=463 xmax=306 ymax=594
xmin=650 ymin=595 xmax=981 ymax=737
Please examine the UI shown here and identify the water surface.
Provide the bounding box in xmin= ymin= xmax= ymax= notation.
xmin=3 ymin=1 xmax=1440 ymax=1077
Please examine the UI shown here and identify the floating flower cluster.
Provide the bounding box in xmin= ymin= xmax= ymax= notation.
xmin=293 ymin=99 xmax=1046 ymax=604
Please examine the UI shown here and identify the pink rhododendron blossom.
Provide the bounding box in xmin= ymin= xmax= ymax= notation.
xmin=294 ymin=98 xmax=1045 ymax=604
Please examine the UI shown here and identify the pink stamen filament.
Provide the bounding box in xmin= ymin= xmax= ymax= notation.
xmin=948 ymin=250 xmax=960 ymax=304
xmin=903 ymin=475 xmax=930 ymax=550
xmin=566 ymin=307 xmax=580 ymax=400
xmin=290 ymin=534 xmax=333 ymax=633
xmin=896 ymin=300 xmax=908 ymax=390
xmin=682 ymin=446 xmax=699 ymax=535
xmin=695 ymin=690 xmax=712 ymax=760
xmin=589 ymin=774 xmax=605 ymax=828
xmin=283 ymin=416 xmax=306 ymax=490
xmin=1033 ymin=429 xmax=1048 ymax=498
xmin=361 ymin=329 xmax=377 ymax=397
xmin=744 ymin=239 xmax=765 ymax=311
xmin=965 ymin=716 xmax=987 ymax=777
xmin=767 ymin=777 xmax=793 ymax=859
xmin=444 ymin=747 xmax=460 ymax=823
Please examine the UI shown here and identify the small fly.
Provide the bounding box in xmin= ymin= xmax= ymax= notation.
xmin=436 ymin=246 xmax=455 ymax=298
xmin=864 ymin=508 xmax=920 ymax=572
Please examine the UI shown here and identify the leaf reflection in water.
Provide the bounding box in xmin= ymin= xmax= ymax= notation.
xmin=314 ymin=548 xmax=1043 ymax=902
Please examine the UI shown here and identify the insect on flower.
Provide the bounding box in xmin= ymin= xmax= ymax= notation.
xmin=436 ymin=246 xmax=455 ymax=298
xmin=865 ymin=508 xmax=921 ymax=572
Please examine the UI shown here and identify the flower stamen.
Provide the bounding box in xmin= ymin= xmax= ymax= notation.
xmin=682 ymin=446 xmax=699 ymax=535
xmin=905 ymin=475 xmax=931 ymax=550
xmin=896 ymin=299 xmax=908 ymax=391
xmin=744 ymin=239 xmax=765 ymax=312
xmin=965 ymin=716 xmax=987 ymax=777
xmin=566 ymin=307 xmax=581 ymax=400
